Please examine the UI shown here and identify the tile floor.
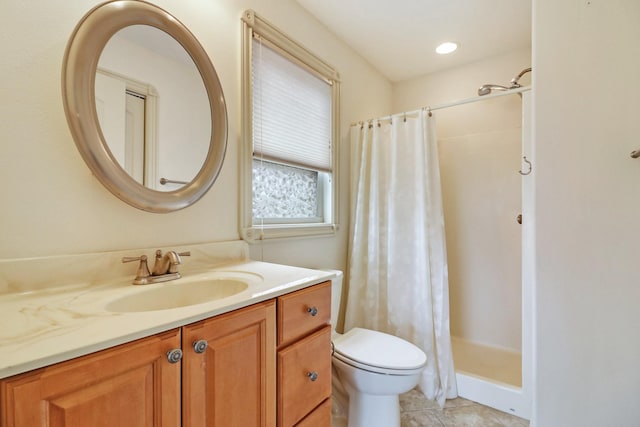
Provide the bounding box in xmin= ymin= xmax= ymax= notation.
xmin=400 ymin=389 xmax=530 ymax=427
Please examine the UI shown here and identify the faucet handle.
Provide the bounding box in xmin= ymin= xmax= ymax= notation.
xmin=122 ymin=255 xmax=151 ymax=284
xmin=122 ymin=254 xmax=149 ymax=265
xmin=153 ymin=250 xmax=190 ymax=261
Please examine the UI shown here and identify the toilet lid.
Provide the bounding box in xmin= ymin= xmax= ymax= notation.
xmin=333 ymin=328 xmax=427 ymax=371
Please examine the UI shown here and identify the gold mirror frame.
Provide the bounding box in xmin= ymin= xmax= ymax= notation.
xmin=62 ymin=0 xmax=227 ymax=213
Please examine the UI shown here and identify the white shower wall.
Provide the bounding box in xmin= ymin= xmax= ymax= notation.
xmin=392 ymin=48 xmax=530 ymax=352
xmin=439 ymin=125 xmax=522 ymax=351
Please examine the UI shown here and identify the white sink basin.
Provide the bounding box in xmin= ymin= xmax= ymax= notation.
xmin=105 ymin=278 xmax=249 ymax=312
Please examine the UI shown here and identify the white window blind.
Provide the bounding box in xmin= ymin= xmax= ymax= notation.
xmin=252 ymin=37 xmax=332 ymax=172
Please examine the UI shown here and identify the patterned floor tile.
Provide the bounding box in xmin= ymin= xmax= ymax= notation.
xmin=333 ymin=388 xmax=529 ymax=426
xmin=401 ymin=409 xmax=445 ymax=427
xmin=438 ymin=404 xmax=529 ymax=427
xmin=400 ymin=389 xmax=441 ymax=412
xmin=399 ymin=389 xmax=529 ymax=427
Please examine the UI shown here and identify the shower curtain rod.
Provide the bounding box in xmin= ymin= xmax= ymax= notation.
xmin=350 ymin=85 xmax=531 ymax=126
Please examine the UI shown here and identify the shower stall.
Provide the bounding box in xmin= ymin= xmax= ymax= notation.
xmin=351 ymin=61 xmax=534 ymax=418
xmin=434 ymin=69 xmax=533 ymax=419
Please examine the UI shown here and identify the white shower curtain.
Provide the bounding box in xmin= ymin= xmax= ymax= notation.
xmin=346 ymin=110 xmax=457 ymax=406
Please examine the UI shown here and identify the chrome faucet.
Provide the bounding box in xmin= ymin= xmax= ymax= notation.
xmin=122 ymin=249 xmax=191 ymax=285
xmin=152 ymin=249 xmax=188 ymax=275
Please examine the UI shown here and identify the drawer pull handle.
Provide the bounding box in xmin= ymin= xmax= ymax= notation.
xmin=307 ymin=306 xmax=318 ymax=317
xmin=307 ymin=371 xmax=319 ymax=382
xmin=166 ymin=348 xmax=183 ymax=364
xmin=193 ymin=339 xmax=208 ymax=354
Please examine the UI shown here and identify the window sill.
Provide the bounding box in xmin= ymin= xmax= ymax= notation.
xmin=242 ymin=223 xmax=338 ymax=242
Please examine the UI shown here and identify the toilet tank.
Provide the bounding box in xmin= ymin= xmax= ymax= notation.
xmin=324 ymin=269 xmax=343 ymax=328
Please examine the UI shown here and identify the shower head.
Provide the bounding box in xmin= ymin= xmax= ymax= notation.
xmin=477 ymin=84 xmax=510 ymax=96
xmin=477 ymin=67 xmax=532 ymax=96
xmin=510 ymin=67 xmax=532 ymax=88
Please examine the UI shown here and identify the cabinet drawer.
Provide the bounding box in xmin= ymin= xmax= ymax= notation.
xmin=295 ymin=398 xmax=331 ymax=427
xmin=277 ymin=281 xmax=331 ymax=347
xmin=277 ymin=325 xmax=332 ymax=427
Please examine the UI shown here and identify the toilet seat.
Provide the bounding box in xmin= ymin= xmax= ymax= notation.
xmin=332 ymin=328 xmax=427 ymax=375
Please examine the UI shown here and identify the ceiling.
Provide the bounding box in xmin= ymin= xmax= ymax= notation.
xmin=296 ymin=0 xmax=531 ymax=82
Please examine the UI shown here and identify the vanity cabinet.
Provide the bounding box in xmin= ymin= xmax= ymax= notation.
xmin=276 ymin=281 xmax=332 ymax=427
xmin=0 ymin=329 xmax=181 ymax=427
xmin=0 ymin=283 xmax=331 ymax=427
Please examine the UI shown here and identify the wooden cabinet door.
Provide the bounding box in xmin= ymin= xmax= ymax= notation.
xmin=182 ymin=300 xmax=276 ymax=427
xmin=0 ymin=329 xmax=181 ymax=427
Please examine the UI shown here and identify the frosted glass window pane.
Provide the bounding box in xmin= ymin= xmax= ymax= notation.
xmin=252 ymin=160 xmax=319 ymax=220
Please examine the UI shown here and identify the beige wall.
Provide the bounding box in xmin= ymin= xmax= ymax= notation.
xmin=0 ymin=0 xmax=391 ymax=274
xmin=393 ymin=49 xmax=531 ymax=352
xmin=533 ymin=0 xmax=640 ymax=425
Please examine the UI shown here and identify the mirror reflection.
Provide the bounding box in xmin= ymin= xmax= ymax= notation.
xmin=96 ymin=25 xmax=211 ymax=191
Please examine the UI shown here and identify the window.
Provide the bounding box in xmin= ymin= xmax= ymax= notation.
xmin=241 ymin=10 xmax=340 ymax=240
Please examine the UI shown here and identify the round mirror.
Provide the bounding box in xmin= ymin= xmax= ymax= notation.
xmin=62 ymin=1 xmax=227 ymax=212
xmin=96 ymin=25 xmax=211 ymax=192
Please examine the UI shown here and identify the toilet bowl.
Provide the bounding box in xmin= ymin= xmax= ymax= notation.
xmin=326 ymin=270 xmax=427 ymax=427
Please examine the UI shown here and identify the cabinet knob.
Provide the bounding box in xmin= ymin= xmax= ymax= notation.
xmin=166 ymin=348 xmax=183 ymax=364
xmin=193 ymin=339 xmax=208 ymax=354
xmin=307 ymin=306 xmax=318 ymax=317
xmin=307 ymin=371 xmax=319 ymax=382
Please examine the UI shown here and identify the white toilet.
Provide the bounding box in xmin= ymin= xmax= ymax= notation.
xmin=328 ymin=270 xmax=427 ymax=427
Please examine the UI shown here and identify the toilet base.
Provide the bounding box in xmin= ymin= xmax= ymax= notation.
xmin=332 ymin=355 xmax=422 ymax=427
xmin=346 ymin=390 xmax=400 ymax=427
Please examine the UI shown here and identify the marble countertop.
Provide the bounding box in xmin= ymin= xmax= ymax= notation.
xmin=0 ymin=241 xmax=335 ymax=379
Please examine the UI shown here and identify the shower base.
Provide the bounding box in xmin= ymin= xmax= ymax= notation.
xmin=452 ymin=336 xmax=530 ymax=420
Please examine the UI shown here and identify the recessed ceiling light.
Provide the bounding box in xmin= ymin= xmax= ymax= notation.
xmin=436 ymin=42 xmax=458 ymax=55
